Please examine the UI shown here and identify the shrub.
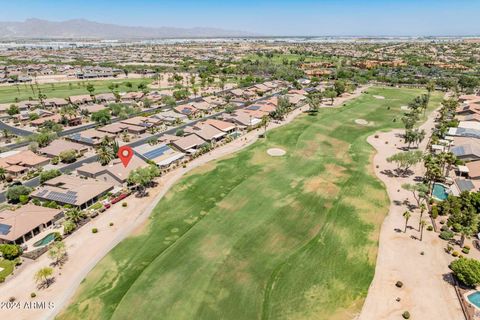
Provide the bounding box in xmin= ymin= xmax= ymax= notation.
xmin=6 ymin=185 xmax=32 ymax=203
xmin=92 ymin=228 xmax=98 ymax=234
xmin=446 ymin=245 xmax=453 ymax=253
xmin=51 ymin=156 xmax=60 ymax=165
xmin=462 ymin=247 xmax=470 ymax=254
xmin=0 ymin=244 xmax=22 ymax=260
xmin=464 ymin=245 xmax=471 ymax=250
xmin=402 ymin=311 xmax=410 ymax=319
xmin=439 ymin=230 xmax=454 ymax=240
xmin=30 ymin=292 xmax=36 ymax=298
xmin=452 ymin=251 xmax=459 ymax=257
xmin=427 ymin=225 xmax=433 ymax=231
xmin=53 ymin=232 xmax=62 ymax=242
xmin=395 ymin=281 xmax=403 ymax=288
xmin=19 ymin=194 xmax=29 ymax=205
xmin=439 ymin=220 xmax=445 ymax=225
xmin=109 ymin=222 xmax=114 ymax=227
xmin=122 ymin=202 xmax=127 ymax=207
xmin=450 ymin=258 xmax=480 ymax=287
xmin=0 ymin=277 xmax=4 ymax=283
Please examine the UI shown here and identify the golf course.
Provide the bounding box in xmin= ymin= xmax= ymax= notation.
xmin=58 ymin=87 xmax=443 ymax=320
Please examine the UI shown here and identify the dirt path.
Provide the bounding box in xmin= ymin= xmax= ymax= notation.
xmin=0 ymin=85 xmax=369 ymax=320
xmin=359 ymin=107 xmax=464 ymax=319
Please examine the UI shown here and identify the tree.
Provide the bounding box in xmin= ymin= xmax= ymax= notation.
xmin=35 ymin=267 xmax=54 ymax=289
xmin=96 ymin=145 xmax=114 ymax=165
xmin=127 ymin=165 xmax=160 ymax=196
xmin=65 ymin=208 xmax=85 ymax=224
xmin=324 ymin=89 xmax=337 ymax=105
xmin=334 ymin=80 xmax=346 ymax=96
xmin=91 ymin=109 xmax=111 ymax=125
xmin=0 ymin=167 xmax=5 ymax=181
xmin=261 ymin=115 xmax=269 ymax=138
xmin=48 ymin=241 xmax=66 ymax=266
xmin=0 ymin=244 xmax=22 ymax=260
xmin=225 ymin=103 xmax=236 ymax=114
xmin=387 ymin=151 xmax=423 ymax=175
xmin=39 ymin=169 xmax=61 ymax=183
xmin=6 ymin=104 xmax=19 ymax=116
xmin=6 ymin=185 xmax=32 ymax=203
xmin=63 ymin=220 xmax=76 ymax=235
xmin=401 ymin=183 xmax=429 ymax=207
xmin=59 ymin=150 xmax=77 ymax=163
xmin=450 ymin=258 xmax=480 ymax=287
xmin=419 ymin=219 xmax=427 ymax=241
xmin=86 ymin=83 xmax=95 ymax=96
xmin=307 ymin=95 xmax=320 ymax=114
xmin=403 ymin=211 xmax=411 ymax=233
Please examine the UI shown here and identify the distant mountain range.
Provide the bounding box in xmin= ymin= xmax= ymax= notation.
xmin=0 ymin=18 xmax=257 ymax=39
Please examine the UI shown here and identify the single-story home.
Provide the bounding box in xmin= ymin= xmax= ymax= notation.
xmin=171 ymin=134 xmax=207 ymax=153
xmin=32 ymin=175 xmax=114 ymax=209
xmin=0 ymin=205 xmax=64 ymax=245
xmin=38 ymin=139 xmax=89 ymax=158
xmin=77 ymin=155 xmax=147 ymax=185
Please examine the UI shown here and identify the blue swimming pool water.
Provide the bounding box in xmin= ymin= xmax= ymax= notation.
xmin=33 ymin=233 xmax=56 ymax=247
xmin=468 ymin=291 xmax=480 ymax=308
xmin=432 ymin=183 xmax=449 ymax=201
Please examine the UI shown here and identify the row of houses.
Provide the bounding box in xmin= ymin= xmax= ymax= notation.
xmin=440 ymin=95 xmax=480 ymax=192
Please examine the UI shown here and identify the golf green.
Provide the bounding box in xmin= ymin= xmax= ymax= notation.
xmin=58 ymin=87 xmax=443 ymax=320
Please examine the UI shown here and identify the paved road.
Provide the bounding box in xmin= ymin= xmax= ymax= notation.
xmin=0 ymin=121 xmax=33 ymax=137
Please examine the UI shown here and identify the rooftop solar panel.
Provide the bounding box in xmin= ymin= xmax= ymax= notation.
xmin=143 ymin=145 xmax=171 ymax=160
xmin=0 ymin=223 xmax=11 ymax=235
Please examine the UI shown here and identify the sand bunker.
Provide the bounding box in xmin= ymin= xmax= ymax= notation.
xmin=400 ymin=105 xmax=410 ymax=110
xmin=267 ymin=148 xmax=286 ymax=157
xmin=373 ymin=95 xmax=385 ymax=100
xmin=355 ymin=119 xmax=369 ymax=125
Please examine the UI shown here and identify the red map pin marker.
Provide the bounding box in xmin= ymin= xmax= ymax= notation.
xmin=118 ymin=146 xmax=133 ymax=167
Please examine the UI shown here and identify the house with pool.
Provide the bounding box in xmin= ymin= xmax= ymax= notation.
xmin=0 ymin=205 xmax=63 ymax=245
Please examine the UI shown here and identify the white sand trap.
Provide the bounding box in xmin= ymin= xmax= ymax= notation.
xmin=401 ymin=105 xmax=410 ymax=110
xmin=355 ymin=119 xmax=369 ymax=125
xmin=373 ymin=95 xmax=385 ymax=100
xmin=0 ymin=267 xmax=3 ymax=272
xmin=267 ymin=148 xmax=286 ymax=157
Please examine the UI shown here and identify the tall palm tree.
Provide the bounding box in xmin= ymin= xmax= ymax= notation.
xmin=96 ymin=146 xmax=114 ymax=166
xmin=419 ymin=203 xmax=427 ymax=231
xmin=66 ymin=208 xmax=85 ymax=223
xmin=419 ymin=220 xmax=427 ymax=241
xmin=261 ymin=115 xmax=269 ymax=138
xmin=403 ymin=211 xmax=411 ymax=233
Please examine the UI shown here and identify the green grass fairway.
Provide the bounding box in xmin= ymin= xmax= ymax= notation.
xmin=0 ymin=78 xmax=153 ymax=104
xmin=58 ymin=87 xmax=443 ymax=320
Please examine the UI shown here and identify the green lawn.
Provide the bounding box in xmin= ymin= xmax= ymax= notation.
xmin=0 ymin=78 xmax=153 ymax=104
xmin=0 ymin=259 xmax=15 ymax=280
xmin=57 ymin=87 xmax=443 ymax=320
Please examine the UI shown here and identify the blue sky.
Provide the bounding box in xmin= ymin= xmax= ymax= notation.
xmin=1 ymin=0 xmax=479 ymax=36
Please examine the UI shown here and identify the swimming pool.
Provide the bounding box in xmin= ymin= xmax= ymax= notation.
xmin=432 ymin=183 xmax=449 ymax=201
xmin=33 ymin=232 xmax=56 ymax=247
xmin=467 ymin=291 xmax=480 ymax=309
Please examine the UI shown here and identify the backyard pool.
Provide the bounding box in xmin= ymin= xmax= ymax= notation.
xmin=432 ymin=183 xmax=449 ymax=201
xmin=467 ymin=291 xmax=480 ymax=309
xmin=33 ymin=232 xmax=56 ymax=247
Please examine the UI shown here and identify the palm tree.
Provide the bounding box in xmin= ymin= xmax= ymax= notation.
xmin=65 ymin=208 xmax=85 ymax=224
xmin=35 ymin=267 xmax=54 ymax=288
xmin=419 ymin=220 xmax=427 ymax=241
xmin=403 ymin=211 xmax=411 ymax=233
xmin=96 ymin=146 xmax=114 ymax=166
xmin=0 ymin=167 xmax=6 ymax=181
xmin=419 ymin=203 xmax=427 ymax=231
xmin=261 ymin=115 xmax=269 ymax=138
